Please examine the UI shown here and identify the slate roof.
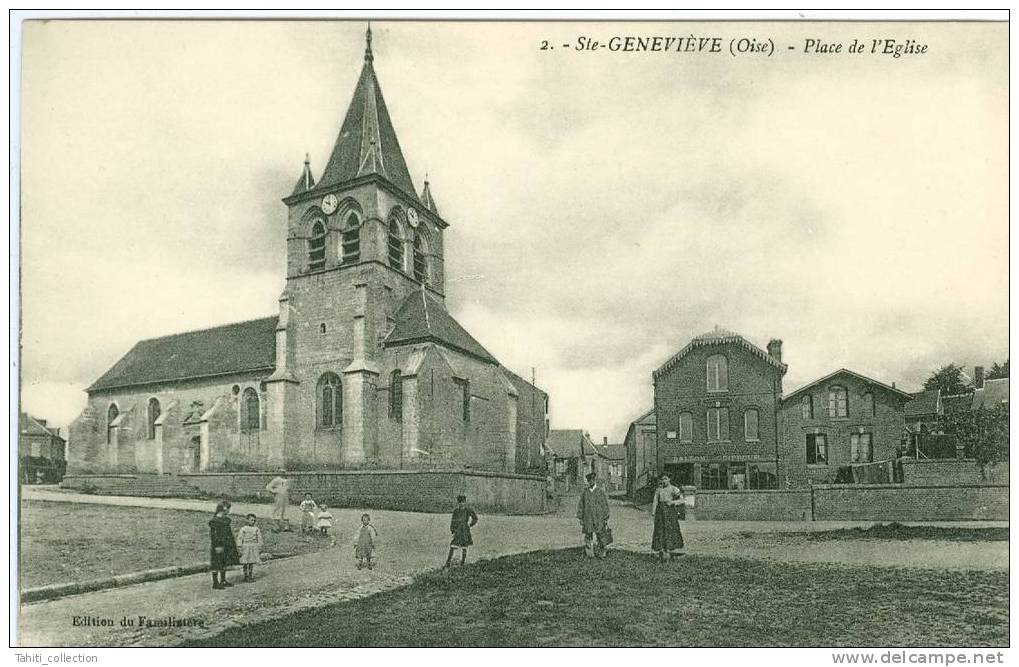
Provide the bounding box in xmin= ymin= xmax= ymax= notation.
xmin=904 ymin=389 xmax=941 ymax=418
xmin=384 ymin=291 xmax=498 ymax=365
xmin=653 ymin=327 xmax=786 ymax=379
xmin=546 ymin=429 xmax=598 ymax=458
xmin=88 ymin=316 xmax=278 ymax=392
xmin=971 ymin=378 xmax=1009 ymax=410
xmin=783 ymin=368 xmax=914 ymax=403
xmin=316 ymin=29 xmax=420 ymax=203
xmin=19 ymin=413 xmax=63 ymax=440
xmin=595 ymin=444 xmax=626 ymax=461
xmin=500 ymin=366 xmax=548 ymax=400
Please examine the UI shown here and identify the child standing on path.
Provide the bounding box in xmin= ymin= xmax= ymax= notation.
xmin=209 ymin=501 xmax=240 ymax=589
xmin=355 ymin=513 xmax=378 ymax=570
xmin=299 ymin=493 xmax=318 ymax=534
xmin=445 ymin=495 xmax=479 ymax=568
xmin=236 ymin=513 xmax=264 ymax=582
xmin=316 ymin=504 xmax=334 ymax=537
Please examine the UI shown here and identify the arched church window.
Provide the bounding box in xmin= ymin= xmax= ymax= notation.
xmin=147 ymin=397 xmax=161 ymax=440
xmin=241 ymin=388 xmax=260 ymax=432
xmin=387 ymin=217 xmax=404 ymax=271
xmin=413 ymin=231 xmax=429 ymax=283
xmin=390 ymin=370 xmax=402 ymax=419
xmin=317 ymin=373 xmax=343 ymax=428
xmin=106 ymin=403 xmax=119 ymax=444
xmin=342 ymin=213 xmax=361 ymax=264
xmin=308 ymin=220 xmax=326 ymax=271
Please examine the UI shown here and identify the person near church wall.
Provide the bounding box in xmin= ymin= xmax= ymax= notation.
xmin=577 ymin=472 xmax=610 ymax=559
xmin=265 ymin=472 xmax=291 ymax=532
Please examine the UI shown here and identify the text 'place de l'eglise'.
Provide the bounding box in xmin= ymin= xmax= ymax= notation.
xmin=50 ymin=28 xmax=1006 ymax=521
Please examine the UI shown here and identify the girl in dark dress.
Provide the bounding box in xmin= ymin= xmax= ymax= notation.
xmin=650 ymin=474 xmax=686 ymax=562
xmin=209 ymin=501 xmax=241 ymax=589
xmin=444 ymin=495 xmax=479 ymax=568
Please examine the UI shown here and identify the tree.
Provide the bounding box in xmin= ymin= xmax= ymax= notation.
xmin=935 ymin=404 xmax=1009 ymax=478
xmin=923 ymin=364 xmax=971 ymax=396
xmin=986 ymin=359 xmax=1009 ymax=380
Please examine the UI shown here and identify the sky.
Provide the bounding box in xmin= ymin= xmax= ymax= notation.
xmin=19 ymin=20 xmax=1008 ymax=443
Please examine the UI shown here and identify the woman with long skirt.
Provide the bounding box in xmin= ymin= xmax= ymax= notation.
xmin=650 ymin=474 xmax=686 ymax=562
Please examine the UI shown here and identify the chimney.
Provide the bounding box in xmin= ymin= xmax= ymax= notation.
xmin=603 ymin=436 xmax=608 ymax=446
xmin=767 ymin=339 xmax=783 ymax=363
xmin=974 ymin=366 xmax=985 ymax=389
xmin=38 ymin=419 xmax=47 ymax=427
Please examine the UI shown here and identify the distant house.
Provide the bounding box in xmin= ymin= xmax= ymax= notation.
xmin=592 ymin=437 xmax=626 ymax=492
xmin=19 ymin=413 xmax=66 ymax=483
xmin=904 ymin=369 xmax=1008 ymax=460
xmin=546 ymin=429 xmax=598 ymax=493
xmin=623 ymin=409 xmax=656 ymax=498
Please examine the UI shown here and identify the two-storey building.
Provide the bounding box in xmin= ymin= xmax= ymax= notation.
xmin=779 ymin=369 xmax=912 ymax=486
xmin=652 ymin=328 xmax=786 ymax=491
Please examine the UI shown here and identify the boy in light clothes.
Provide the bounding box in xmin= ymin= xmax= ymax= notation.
xmin=299 ymin=493 xmax=318 ymax=533
xmin=355 ymin=513 xmax=378 ymax=570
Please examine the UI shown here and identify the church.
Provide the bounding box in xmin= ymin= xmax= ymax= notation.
xmin=66 ymin=27 xmax=550 ymax=509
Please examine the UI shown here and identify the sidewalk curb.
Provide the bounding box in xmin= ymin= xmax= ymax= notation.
xmin=20 ymin=556 xmax=291 ymax=604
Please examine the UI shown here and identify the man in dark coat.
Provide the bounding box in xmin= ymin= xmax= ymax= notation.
xmin=577 ymin=472 xmax=610 ymax=558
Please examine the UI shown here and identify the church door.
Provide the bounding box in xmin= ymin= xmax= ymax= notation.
xmin=187 ymin=436 xmax=201 ymax=473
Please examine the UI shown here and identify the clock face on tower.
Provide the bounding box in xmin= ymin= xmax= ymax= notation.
xmin=321 ymin=194 xmax=339 ymax=215
xmin=407 ymin=207 xmax=419 ymax=228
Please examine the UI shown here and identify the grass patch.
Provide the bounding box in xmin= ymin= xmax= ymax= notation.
xmin=19 ymin=500 xmax=332 ymax=589
xmin=791 ymin=523 xmax=1009 ymax=542
xmin=186 ymin=548 xmax=1008 ymax=647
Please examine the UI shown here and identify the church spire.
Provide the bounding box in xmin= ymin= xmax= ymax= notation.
xmin=420 ymin=175 xmax=439 ymax=214
xmin=291 ymin=152 xmax=316 ymax=196
xmin=316 ymin=24 xmax=420 ymax=203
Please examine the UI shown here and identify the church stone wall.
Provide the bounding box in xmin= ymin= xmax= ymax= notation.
xmin=69 ymin=371 xmax=270 ymax=474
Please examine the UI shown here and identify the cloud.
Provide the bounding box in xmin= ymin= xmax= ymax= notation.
xmin=18 ymin=20 xmax=1008 ymax=444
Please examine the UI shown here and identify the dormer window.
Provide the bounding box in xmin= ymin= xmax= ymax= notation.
xmin=308 ymin=220 xmax=326 ymax=271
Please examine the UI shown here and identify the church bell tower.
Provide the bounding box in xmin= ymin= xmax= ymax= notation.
xmin=263 ymin=25 xmax=450 ymax=468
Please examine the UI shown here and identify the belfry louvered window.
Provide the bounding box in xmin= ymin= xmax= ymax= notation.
xmin=342 ymin=213 xmax=360 ymax=264
xmin=413 ymin=232 xmax=428 ymax=283
xmin=308 ymin=220 xmax=326 ymax=271
xmin=388 ymin=219 xmax=404 ymax=270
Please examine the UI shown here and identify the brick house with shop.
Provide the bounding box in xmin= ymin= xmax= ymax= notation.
xmin=652 ymin=328 xmax=786 ymax=491
xmin=779 ymin=369 xmax=912 ymax=486
xmin=65 ymin=28 xmax=547 ymax=509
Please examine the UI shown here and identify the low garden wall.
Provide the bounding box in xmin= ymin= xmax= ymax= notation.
xmin=62 ymin=469 xmax=548 ymax=515
xmin=694 ymin=489 xmax=813 ymax=521
xmin=811 ymin=484 xmax=1008 ymax=521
